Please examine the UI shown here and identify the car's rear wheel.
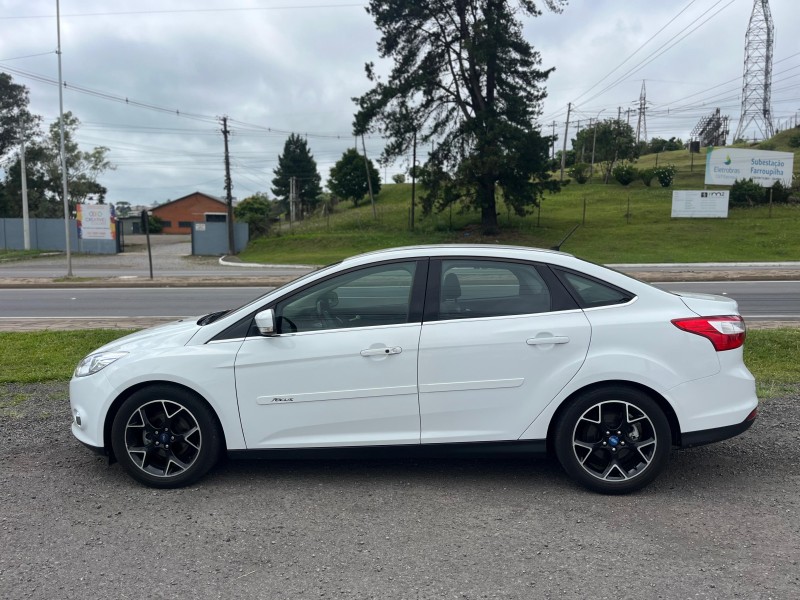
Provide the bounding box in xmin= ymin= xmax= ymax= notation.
xmin=111 ymin=385 xmax=221 ymax=488
xmin=554 ymin=386 xmax=671 ymax=494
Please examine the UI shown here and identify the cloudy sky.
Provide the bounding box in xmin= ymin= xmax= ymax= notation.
xmin=1 ymin=0 xmax=798 ymax=207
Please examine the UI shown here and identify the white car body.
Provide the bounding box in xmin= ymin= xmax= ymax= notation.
xmin=70 ymin=246 xmax=758 ymax=492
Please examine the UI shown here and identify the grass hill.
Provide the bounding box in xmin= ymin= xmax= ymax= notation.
xmin=240 ymin=141 xmax=800 ymax=265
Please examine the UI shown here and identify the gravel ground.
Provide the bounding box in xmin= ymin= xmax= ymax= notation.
xmin=1 ymin=383 xmax=799 ymax=600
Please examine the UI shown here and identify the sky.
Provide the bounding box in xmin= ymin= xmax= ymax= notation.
xmin=1 ymin=0 xmax=798 ymax=207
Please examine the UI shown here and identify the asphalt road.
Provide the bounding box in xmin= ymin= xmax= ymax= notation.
xmin=1 ymin=381 xmax=799 ymax=599
xmin=0 ymin=281 xmax=797 ymax=321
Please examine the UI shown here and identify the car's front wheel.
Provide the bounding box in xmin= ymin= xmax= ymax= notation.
xmin=554 ymin=386 xmax=671 ymax=494
xmin=111 ymin=385 xmax=221 ymax=488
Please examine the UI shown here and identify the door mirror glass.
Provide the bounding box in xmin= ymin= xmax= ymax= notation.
xmin=254 ymin=309 xmax=277 ymax=336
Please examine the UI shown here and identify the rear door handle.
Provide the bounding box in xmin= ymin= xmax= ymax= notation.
xmin=360 ymin=346 xmax=402 ymax=356
xmin=526 ymin=336 xmax=570 ymax=346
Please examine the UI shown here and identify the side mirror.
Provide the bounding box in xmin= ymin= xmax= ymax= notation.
xmin=254 ymin=309 xmax=277 ymax=336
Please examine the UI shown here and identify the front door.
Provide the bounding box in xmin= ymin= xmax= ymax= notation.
xmin=235 ymin=260 xmax=424 ymax=449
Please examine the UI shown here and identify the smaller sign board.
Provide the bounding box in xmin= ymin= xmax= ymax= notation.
xmin=77 ymin=204 xmax=116 ymax=239
xmin=195 ymin=223 xmax=206 ymax=231
xmin=671 ymin=190 xmax=729 ymax=218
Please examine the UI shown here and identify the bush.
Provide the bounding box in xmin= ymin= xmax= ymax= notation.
xmin=612 ymin=163 xmax=637 ymax=186
xmin=788 ymin=134 xmax=800 ymax=149
xmin=654 ymin=165 xmax=676 ymax=188
xmin=639 ymin=168 xmax=656 ymax=187
xmin=768 ymin=181 xmax=792 ymax=204
xmin=569 ymin=163 xmax=590 ymax=184
xmin=392 ymin=173 xmax=406 ymax=184
xmin=729 ymin=178 xmax=765 ymax=207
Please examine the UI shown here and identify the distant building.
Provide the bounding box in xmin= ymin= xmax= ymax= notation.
xmin=151 ymin=192 xmax=231 ymax=234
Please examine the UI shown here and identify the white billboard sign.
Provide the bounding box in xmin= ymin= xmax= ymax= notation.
xmin=705 ymin=147 xmax=794 ymax=186
xmin=77 ymin=204 xmax=115 ymax=240
xmin=671 ymin=190 xmax=729 ymax=218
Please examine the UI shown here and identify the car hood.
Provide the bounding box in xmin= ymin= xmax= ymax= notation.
xmin=671 ymin=291 xmax=740 ymax=316
xmin=91 ymin=318 xmax=202 ymax=354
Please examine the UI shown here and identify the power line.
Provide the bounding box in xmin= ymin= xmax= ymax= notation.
xmin=0 ymin=4 xmax=366 ymax=20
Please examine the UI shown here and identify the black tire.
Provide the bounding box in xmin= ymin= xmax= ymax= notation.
xmin=553 ymin=386 xmax=671 ymax=494
xmin=111 ymin=385 xmax=222 ymax=488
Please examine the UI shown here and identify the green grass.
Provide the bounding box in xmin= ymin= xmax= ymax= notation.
xmin=0 ymin=249 xmax=52 ymax=262
xmin=0 ymin=329 xmax=795 ymax=399
xmin=0 ymin=330 xmax=136 ymax=384
xmin=239 ymin=144 xmax=800 ymax=265
xmin=744 ymin=328 xmax=800 ymax=398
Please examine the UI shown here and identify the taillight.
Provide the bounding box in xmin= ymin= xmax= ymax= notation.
xmin=671 ymin=315 xmax=746 ymax=351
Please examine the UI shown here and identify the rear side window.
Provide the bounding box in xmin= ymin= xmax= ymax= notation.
xmin=558 ymin=271 xmax=634 ymax=308
xmin=437 ymin=260 xmax=551 ymax=319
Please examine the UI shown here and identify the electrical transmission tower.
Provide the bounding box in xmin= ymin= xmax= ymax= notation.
xmin=734 ymin=0 xmax=774 ymax=142
xmin=635 ymin=81 xmax=648 ymax=144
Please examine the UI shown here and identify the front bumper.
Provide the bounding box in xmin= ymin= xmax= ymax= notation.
xmin=70 ymin=371 xmax=116 ymax=450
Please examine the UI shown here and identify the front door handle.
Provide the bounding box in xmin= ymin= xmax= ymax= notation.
xmin=526 ymin=336 xmax=570 ymax=346
xmin=360 ymin=346 xmax=403 ymax=356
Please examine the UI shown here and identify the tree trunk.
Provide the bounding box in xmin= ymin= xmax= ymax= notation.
xmin=479 ymin=181 xmax=498 ymax=235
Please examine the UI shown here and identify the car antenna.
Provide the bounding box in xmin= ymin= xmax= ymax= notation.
xmin=550 ymin=224 xmax=581 ymax=251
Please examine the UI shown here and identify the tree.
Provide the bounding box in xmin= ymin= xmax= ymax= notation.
xmin=114 ymin=201 xmax=133 ymax=217
xmin=644 ymin=136 xmax=683 ymax=154
xmin=391 ymin=173 xmax=406 ymax=184
xmin=0 ymin=73 xmax=40 ymax=160
xmin=271 ymin=134 xmax=323 ymax=218
xmin=354 ymin=0 xmax=565 ymax=234
xmin=328 ymin=148 xmax=381 ymax=206
xmin=1 ymin=112 xmax=113 ymax=217
xmin=234 ymin=192 xmax=279 ymax=238
xmin=572 ymin=119 xmax=637 ymax=183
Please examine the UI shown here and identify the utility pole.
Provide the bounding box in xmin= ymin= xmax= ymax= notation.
xmin=56 ymin=0 xmax=72 ymax=276
xmin=289 ymin=176 xmax=296 ymax=225
xmin=560 ymin=102 xmax=571 ymax=182
xmin=361 ymin=134 xmax=377 ymax=218
xmin=19 ymin=115 xmax=30 ymax=250
xmin=410 ymin=129 xmax=417 ymax=231
xmin=221 ymin=116 xmax=235 ymax=256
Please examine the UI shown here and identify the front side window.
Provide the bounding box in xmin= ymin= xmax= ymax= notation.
xmin=275 ymin=262 xmax=417 ymax=333
xmin=437 ymin=259 xmax=551 ymax=319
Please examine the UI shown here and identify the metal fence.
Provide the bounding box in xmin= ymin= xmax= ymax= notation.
xmin=0 ymin=218 xmax=117 ymax=254
xmin=191 ymin=221 xmax=249 ymax=256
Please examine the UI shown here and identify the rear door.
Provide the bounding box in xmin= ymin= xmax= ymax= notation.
xmin=417 ymin=258 xmax=591 ymax=443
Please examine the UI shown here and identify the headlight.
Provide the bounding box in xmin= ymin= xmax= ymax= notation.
xmin=74 ymin=351 xmax=128 ymax=377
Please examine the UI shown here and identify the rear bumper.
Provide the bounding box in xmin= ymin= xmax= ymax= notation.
xmin=680 ymin=408 xmax=757 ymax=448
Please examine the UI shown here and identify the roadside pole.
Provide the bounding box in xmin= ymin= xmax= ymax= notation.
xmin=142 ymin=210 xmax=153 ymax=280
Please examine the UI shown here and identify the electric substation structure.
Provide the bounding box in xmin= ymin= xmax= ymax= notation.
xmin=691 ymin=108 xmax=730 ymax=148
xmin=734 ymin=0 xmax=775 ymax=142
xmin=635 ymin=81 xmax=648 ymax=145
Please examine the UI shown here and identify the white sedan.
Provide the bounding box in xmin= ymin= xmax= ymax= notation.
xmin=70 ymin=245 xmax=757 ymax=493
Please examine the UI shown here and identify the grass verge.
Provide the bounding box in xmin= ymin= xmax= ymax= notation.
xmin=744 ymin=328 xmax=800 ymax=398
xmin=0 ymin=330 xmax=136 ymax=384
xmin=0 ymin=249 xmax=52 ymax=262
xmin=0 ymin=328 xmax=795 ymax=399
